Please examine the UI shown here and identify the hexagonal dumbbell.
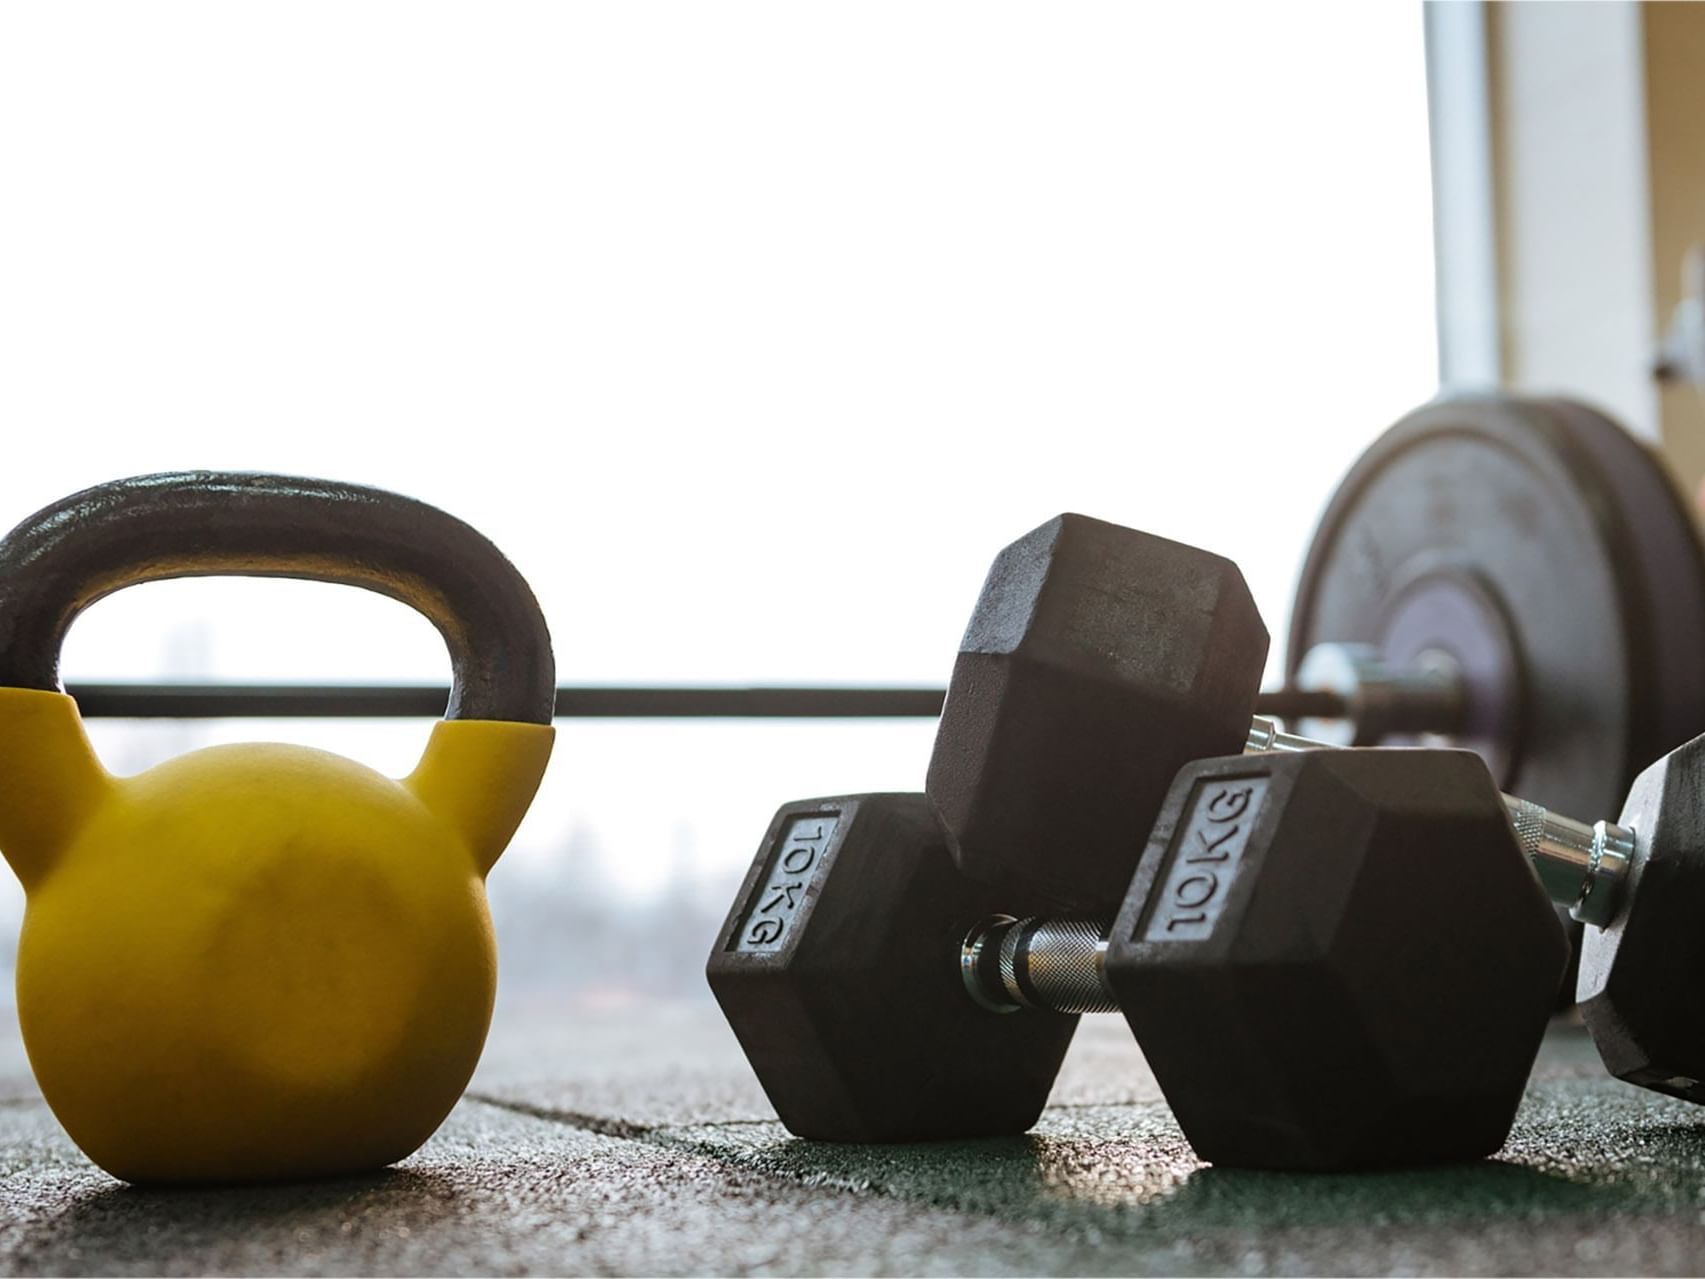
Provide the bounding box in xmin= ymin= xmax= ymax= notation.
xmin=967 ymin=730 xmax=1705 ymax=1137
xmin=708 ymin=748 xmax=1568 ymax=1170
xmin=929 ymin=511 xmax=1705 ymax=1117
xmin=705 ymin=793 xmax=1074 ymax=1143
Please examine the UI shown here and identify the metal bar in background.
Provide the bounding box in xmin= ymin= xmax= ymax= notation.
xmin=65 ymin=683 xmax=952 ymax=719
xmin=67 ymin=682 xmax=1326 ymax=720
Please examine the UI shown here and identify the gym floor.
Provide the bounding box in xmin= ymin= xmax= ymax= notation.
xmin=2 ymin=1000 xmax=1703 ymax=1276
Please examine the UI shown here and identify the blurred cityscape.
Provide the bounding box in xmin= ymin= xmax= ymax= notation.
xmin=487 ymin=820 xmax=730 ymax=1004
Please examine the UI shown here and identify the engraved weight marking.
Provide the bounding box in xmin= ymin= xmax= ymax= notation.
xmin=1172 ymin=873 xmax=1217 ymax=910
xmin=733 ymin=814 xmax=838 ymax=953
xmin=1186 ymin=821 xmax=1241 ymax=864
xmin=781 ymin=844 xmax=816 ymax=874
xmin=1206 ymin=786 xmax=1254 ymax=823
xmin=1143 ymin=778 xmax=1270 ymax=942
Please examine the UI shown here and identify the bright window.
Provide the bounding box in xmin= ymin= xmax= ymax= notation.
xmin=0 ymin=4 xmax=1437 ymax=993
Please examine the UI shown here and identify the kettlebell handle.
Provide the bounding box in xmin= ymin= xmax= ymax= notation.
xmin=0 ymin=472 xmax=555 ymax=724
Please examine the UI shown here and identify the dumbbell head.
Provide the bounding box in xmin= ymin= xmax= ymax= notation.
xmin=1579 ymin=733 xmax=1705 ymax=1100
xmin=927 ymin=514 xmax=1268 ymax=914
xmin=705 ymin=793 xmax=1076 ymax=1142
xmin=1106 ymin=748 xmax=1568 ymax=1171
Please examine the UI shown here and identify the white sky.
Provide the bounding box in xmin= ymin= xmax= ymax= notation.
xmin=0 ymin=2 xmax=1437 ymax=907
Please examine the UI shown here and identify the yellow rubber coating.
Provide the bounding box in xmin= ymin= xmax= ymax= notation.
xmin=0 ymin=688 xmax=553 ymax=1185
xmin=0 ymin=690 xmax=114 ymax=891
xmin=406 ymin=719 xmax=556 ymax=877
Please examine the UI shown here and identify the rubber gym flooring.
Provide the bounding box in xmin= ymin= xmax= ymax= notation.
xmin=2 ymin=1000 xmax=1703 ymax=1276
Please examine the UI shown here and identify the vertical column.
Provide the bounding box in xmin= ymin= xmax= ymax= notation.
xmin=1486 ymin=1 xmax=1656 ymax=438
xmin=1429 ymin=1 xmax=1705 ymax=495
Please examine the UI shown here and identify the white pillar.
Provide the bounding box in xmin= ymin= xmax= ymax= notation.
xmin=1427 ymin=0 xmax=1705 ymax=492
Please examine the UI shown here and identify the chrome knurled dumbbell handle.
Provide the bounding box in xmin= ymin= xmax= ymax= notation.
xmin=961 ymin=916 xmax=1116 ymax=1015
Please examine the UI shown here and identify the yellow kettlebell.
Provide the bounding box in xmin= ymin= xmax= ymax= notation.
xmin=0 ymin=472 xmax=555 ymax=1185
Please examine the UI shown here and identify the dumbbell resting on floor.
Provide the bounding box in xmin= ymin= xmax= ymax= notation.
xmin=929 ymin=512 xmax=1705 ymax=1111
xmin=708 ymin=748 xmax=1568 ymax=1171
xmin=957 ymin=733 xmax=1705 ymax=1147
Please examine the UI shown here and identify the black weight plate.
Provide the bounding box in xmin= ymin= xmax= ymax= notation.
xmin=1287 ymin=394 xmax=1705 ymax=823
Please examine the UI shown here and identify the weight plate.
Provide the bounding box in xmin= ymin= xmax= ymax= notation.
xmin=1287 ymin=394 xmax=1705 ymax=822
